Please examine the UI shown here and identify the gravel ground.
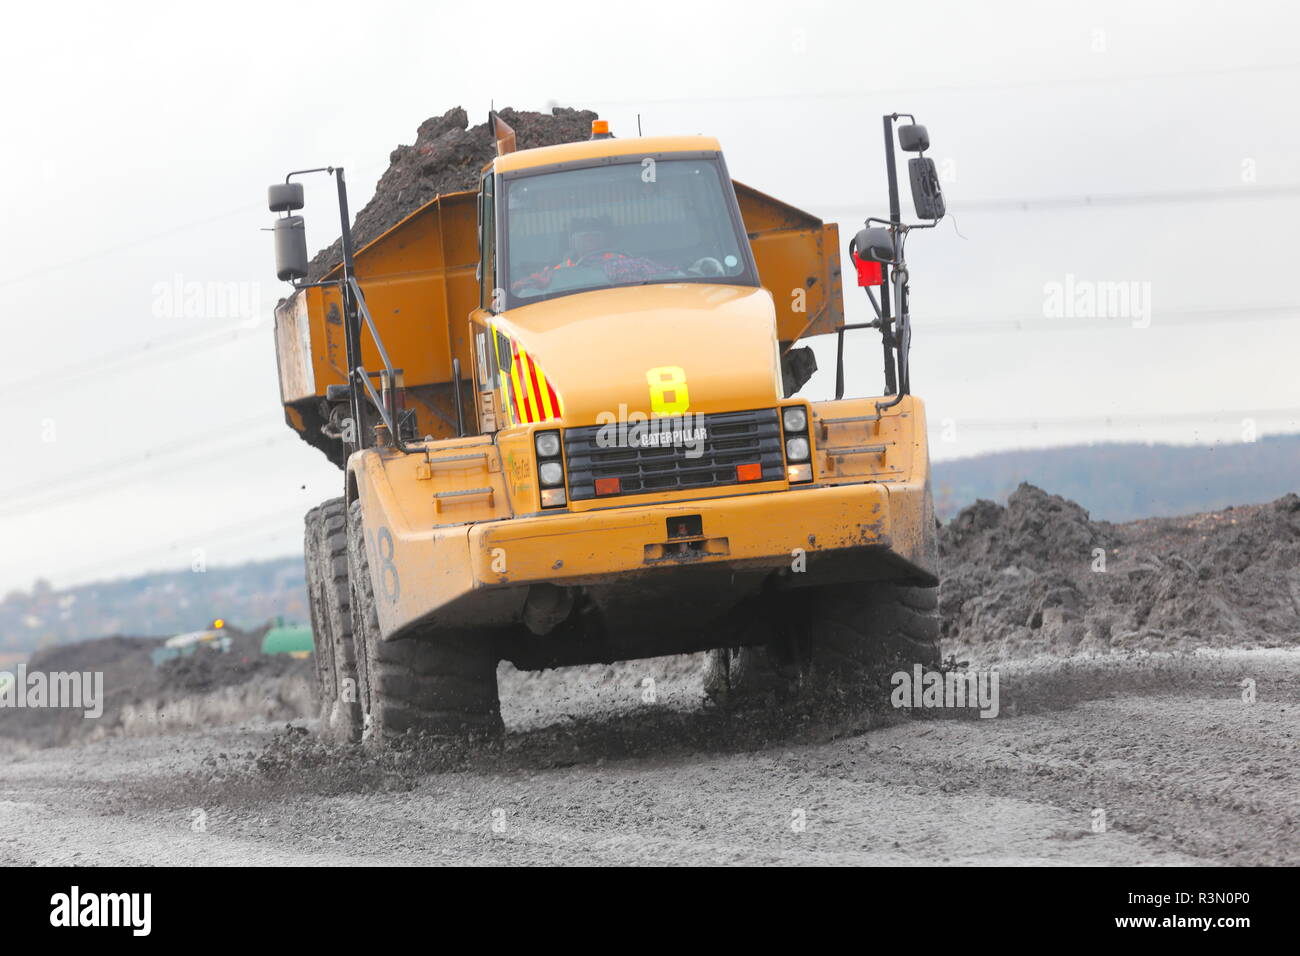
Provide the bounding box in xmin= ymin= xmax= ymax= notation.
xmin=1 ymin=649 xmax=1294 ymax=866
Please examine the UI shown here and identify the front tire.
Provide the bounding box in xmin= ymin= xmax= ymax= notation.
xmin=798 ymin=581 xmax=941 ymax=681
xmin=347 ymin=500 xmax=502 ymax=745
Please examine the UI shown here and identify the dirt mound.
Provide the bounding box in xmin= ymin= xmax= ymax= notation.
xmin=155 ymin=646 xmax=306 ymax=694
xmin=942 ymin=483 xmax=1114 ymax=566
xmin=940 ymin=483 xmax=1300 ymax=658
xmin=308 ymin=105 xmax=598 ymax=280
xmin=26 ymin=634 xmax=160 ymax=673
xmin=0 ymin=629 xmax=313 ymax=748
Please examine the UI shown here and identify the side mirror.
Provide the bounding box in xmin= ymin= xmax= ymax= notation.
xmin=853 ymin=226 xmax=896 ymax=263
xmin=274 ymin=215 xmax=309 ymax=282
xmin=898 ymin=124 xmax=929 ymax=152
xmin=908 ymin=158 xmax=946 ymax=219
xmin=268 ymin=182 xmax=304 ymax=213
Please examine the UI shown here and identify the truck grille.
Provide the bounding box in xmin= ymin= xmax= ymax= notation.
xmin=564 ymin=408 xmax=783 ymax=501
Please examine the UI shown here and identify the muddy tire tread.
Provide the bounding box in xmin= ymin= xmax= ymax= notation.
xmin=305 ymin=497 xmax=362 ymax=742
xmin=347 ymin=500 xmax=501 ymax=743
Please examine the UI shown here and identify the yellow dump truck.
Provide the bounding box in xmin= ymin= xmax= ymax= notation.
xmin=272 ymin=111 xmax=947 ymax=743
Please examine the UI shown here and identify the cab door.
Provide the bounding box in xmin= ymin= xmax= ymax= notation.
xmin=472 ymin=171 xmax=502 ymax=433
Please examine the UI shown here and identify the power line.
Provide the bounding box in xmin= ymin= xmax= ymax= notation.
xmin=823 ymin=183 xmax=1300 ymax=216
xmin=0 ymin=161 xmax=382 ymax=292
xmin=0 ymin=415 xmax=279 ymax=500
xmin=0 ymin=321 xmax=271 ymax=399
xmin=57 ymin=511 xmax=306 ymax=584
xmin=0 ymin=414 xmax=269 ymax=497
xmin=918 ymin=304 xmax=1300 ymax=334
xmin=583 ymin=59 xmax=1300 ymax=109
xmin=0 ymin=432 xmax=288 ymax=518
xmin=0 ymin=203 xmax=264 ymax=291
xmin=940 ymin=408 xmax=1300 ymax=430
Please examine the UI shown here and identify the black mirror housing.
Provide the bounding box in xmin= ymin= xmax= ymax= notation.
xmin=268 ymin=182 xmax=305 ymax=213
xmin=854 ymin=226 xmax=896 ymax=263
xmin=274 ymin=215 xmax=309 ymax=281
xmin=898 ymin=124 xmax=929 ymax=152
xmin=908 ymin=158 xmax=946 ymax=219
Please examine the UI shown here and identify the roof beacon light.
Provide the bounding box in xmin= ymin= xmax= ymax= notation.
xmin=590 ymin=119 xmax=611 ymax=140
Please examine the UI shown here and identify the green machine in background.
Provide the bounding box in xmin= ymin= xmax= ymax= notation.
xmin=261 ymin=619 xmax=314 ymax=658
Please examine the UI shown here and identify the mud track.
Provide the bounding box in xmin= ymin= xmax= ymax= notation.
xmin=1 ymin=649 xmax=1294 ymax=866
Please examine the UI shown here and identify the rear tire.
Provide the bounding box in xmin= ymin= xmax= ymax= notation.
xmin=347 ymin=500 xmax=502 ymax=745
xmin=304 ymin=498 xmax=362 ymax=743
xmin=704 ymin=582 xmax=941 ymax=708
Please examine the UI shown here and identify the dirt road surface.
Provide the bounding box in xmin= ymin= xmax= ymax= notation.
xmin=1 ymin=648 xmax=1294 ymax=866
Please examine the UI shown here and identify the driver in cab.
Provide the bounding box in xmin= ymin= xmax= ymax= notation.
xmin=512 ymin=218 xmax=662 ymax=294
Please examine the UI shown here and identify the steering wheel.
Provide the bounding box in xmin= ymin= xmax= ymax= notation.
xmin=572 ymin=249 xmax=626 ymax=268
xmin=688 ymin=256 xmax=725 ymax=277
xmin=511 ymin=274 xmax=545 ymax=293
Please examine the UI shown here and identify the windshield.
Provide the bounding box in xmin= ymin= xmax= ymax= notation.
xmin=502 ymin=157 xmax=754 ymax=307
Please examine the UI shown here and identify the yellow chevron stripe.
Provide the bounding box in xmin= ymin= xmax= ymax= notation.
xmin=518 ymin=346 xmax=544 ymax=422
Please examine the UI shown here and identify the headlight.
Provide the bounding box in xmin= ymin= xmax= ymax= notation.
xmin=782 ymin=406 xmax=808 ymax=432
xmin=539 ymin=461 xmax=565 ymax=487
xmin=535 ymin=431 xmax=561 ymax=458
xmin=785 ymin=437 xmax=810 ymax=462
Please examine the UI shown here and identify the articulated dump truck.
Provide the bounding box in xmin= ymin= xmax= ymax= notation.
xmin=268 ymin=111 xmax=949 ymax=744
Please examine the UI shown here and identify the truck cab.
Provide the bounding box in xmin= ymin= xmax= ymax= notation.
xmin=472 ymin=136 xmax=785 ymax=507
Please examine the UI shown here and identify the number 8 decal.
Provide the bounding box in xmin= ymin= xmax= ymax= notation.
xmin=646 ymin=366 xmax=689 ymax=415
xmin=369 ymin=526 xmax=400 ymax=603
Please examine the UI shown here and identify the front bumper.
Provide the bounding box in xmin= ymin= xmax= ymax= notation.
xmin=469 ymin=478 xmax=933 ymax=589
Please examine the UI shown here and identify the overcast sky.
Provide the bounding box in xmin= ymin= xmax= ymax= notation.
xmin=2 ymin=0 xmax=1298 ymax=593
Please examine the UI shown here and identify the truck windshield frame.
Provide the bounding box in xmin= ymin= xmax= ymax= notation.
xmin=496 ymin=150 xmax=759 ymax=311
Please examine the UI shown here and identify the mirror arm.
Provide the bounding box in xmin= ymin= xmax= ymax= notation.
xmin=285 ymin=166 xmax=334 ymax=184
xmin=881 ymin=112 xmax=908 ymax=408
xmin=877 ymin=111 xmax=905 ymax=398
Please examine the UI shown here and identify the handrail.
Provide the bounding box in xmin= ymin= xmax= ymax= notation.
xmin=346 ymin=275 xmax=417 ymax=454
xmin=348 ymin=277 xmax=398 ymax=378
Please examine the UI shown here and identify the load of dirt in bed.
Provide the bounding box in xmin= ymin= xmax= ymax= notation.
xmin=939 ymin=483 xmax=1300 ymax=658
xmin=308 ymin=106 xmax=598 ymax=281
